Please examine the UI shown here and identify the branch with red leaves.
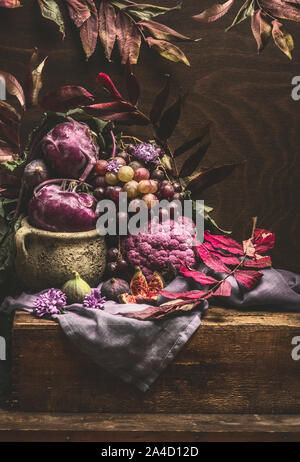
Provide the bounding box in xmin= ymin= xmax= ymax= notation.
xmin=120 ymin=218 xmax=275 ymax=320
xmin=193 ymin=0 xmax=298 ymax=59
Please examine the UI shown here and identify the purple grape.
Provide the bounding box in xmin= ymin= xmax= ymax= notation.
xmin=94 ymin=187 xmax=106 ymax=200
xmin=107 ymin=248 xmax=119 ymax=262
xmin=151 ymin=169 xmax=165 ymax=181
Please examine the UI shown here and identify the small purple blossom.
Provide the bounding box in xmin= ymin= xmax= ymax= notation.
xmin=106 ymin=159 xmax=121 ymax=173
xmin=34 ymin=288 xmax=67 ymax=318
xmin=83 ymin=288 xmax=106 ymax=309
xmin=131 ymin=143 xmax=160 ymax=164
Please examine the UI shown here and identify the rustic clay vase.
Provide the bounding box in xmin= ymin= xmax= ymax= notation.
xmin=15 ymin=217 xmax=107 ymax=291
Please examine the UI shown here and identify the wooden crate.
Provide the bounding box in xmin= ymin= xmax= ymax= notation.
xmin=11 ymin=307 xmax=300 ymax=413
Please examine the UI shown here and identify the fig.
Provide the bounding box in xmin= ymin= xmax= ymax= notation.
xmin=61 ymin=271 xmax=92 ymax=304
xmin=119 ymin=268 xmax=164 ymax=304
xmin=101 ymin=277 xmax=130 ymax=301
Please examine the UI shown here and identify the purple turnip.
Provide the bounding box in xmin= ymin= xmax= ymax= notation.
xmin=41 ymin=118 xmax=99 ymax=181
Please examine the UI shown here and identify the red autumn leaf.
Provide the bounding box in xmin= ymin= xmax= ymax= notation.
xmin=179 ymin=264 xmax=218 ymax=285
xmin=252 ymin=228 xmax=275 ymax=253
xmin=243 ymin=255 xmax=272 ymax=269
xmin=0 ymin=0 xmax=21 ymax=7
xmin=149 ymin=74 xmax=170 ymax=124
xmin=160 ymin=289 xmax=212 ymax=300
xmin=84 ymin=100 xmax=135 ymax=115
xmin=116 ymin=11 xmax=141 ymax=65
xmin=99 ymin=0 xmax=117 ymax=61
xmin=84 ymin=103 xmax=150 ymax=125
xmin=192 ymin=0 xmax=235 ymax=23
xmin=196 ymin=243 xmax=231 ymax=273
xmin=157 ymin=95 xmax=182 ymax=141
xmin=234 ymin=269 xmax=263 ymax=290
xmin=65 ymin=0 xmax=91 ymax=28
xmin=40 ymin=86 xmax=94 ymax=112
xmin=96 ymin=73 xmax=123 ymax=100
xmin=0 ymin=71 xmax=26 ymax=110
xmin=125 ymin=62 xmax=140 ymax=106
xmin=251 ymin=9 xmax=272 ymax=53
xmin=213 ymin=280 xmax=231 ymax=297
xmin=79 ymin=0 xmax=99 ymax=59
xmin=204 ymin=231 xmax=244 ymax=255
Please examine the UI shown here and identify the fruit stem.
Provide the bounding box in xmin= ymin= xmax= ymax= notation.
xmin=110 ymin=130 xmax=117 ymax=158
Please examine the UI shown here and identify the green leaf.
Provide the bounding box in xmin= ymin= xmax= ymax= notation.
xmin=225 ymin=0 xmax=255 ymax=31
xmin=38 ymin=0 xmax=65 ymax=37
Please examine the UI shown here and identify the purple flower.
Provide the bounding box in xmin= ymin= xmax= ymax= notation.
xmin=34 ymin=289 xmax=67 ymax=318
xmin=131 ymin=143 xmax=160 ymax=164
xmin=106 ymin=159 xmax=121 ymax=173
xmin=83 ymin=288 xmax=106 ymax=309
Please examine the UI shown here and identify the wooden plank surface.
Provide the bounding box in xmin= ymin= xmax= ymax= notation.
xmin=11 ymin=308 xmax=300 ymax=413
xmin=1 ymin=411 xmax=300 ymax=442
xmin=0 ymin=0 xmax=299 ymax=273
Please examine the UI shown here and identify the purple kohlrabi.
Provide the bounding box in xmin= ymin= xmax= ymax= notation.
xmin=41 ymin=117 xmax=99 ymax=181
xmin=28 ymin=179 xmax=98 ymax=232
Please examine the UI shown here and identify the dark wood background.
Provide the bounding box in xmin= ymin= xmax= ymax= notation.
xmin=0 ymin=0 xmax=299 ymax=272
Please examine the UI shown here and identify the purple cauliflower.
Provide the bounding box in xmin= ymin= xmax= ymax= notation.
xmin=29 ymin=179 xmax=98 ymax=232
xmin=122 ymin=217 xmax=197 ymax=280
xmin=130 ymin=143 xmax=160 ymax=165
xmin=41 ymin=117 xmax=99 ymax=181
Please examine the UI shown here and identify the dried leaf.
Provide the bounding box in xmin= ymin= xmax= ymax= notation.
xmin=0 ymin=120 xmax=20 ymax=147
xmin=0 ymin=145 xmax=17 ymax=163
xmin=260 ymin=0 xmax=300 ymax=22
xmin=97 ymin=73 xmax=123 ymax=100
xmin=65 ymin=0 xmax=91 ymax=28
xmin=186 ymin=162 xmax=242 ymax=194
xmin=243 ymin=228 xmax=275 ymax=256
xmin=0 ymin=0 xmax=21 ymax=7
xmin=0 ymin=101 xmax=21 ymax=125
xmin=146 ymin=37 xmax=190 ymax=66
xmin=38 ymin=0 xmax=65 ymax=37
xmin=251 ymin=9 xmax=272 ymax=53
xmin=272 ymin=20 xmax=294 ymax=59
xmin=179 ymin=133 xmax=211 ymax=177
xmin=226 ymin=0 xmax=255 ymax=31
xmin=174 ymin=122 xmax=212 ymax=157
xmin=192 ymin=0 xmax=235 ymax=23
xmin=40 ymin=85 xmax=94 ymax=112
xmin=80 ymin=0 xmax=99 ymax=59
xmin=179 ymin=265 xmax=218 ymax=285
xmin=157 ymin=95 xmax=182 ymax=141
xmin=138 ymin=19 xmax=194 ymax=42
xmin=234 ymin=269 xmax=262 ymax=290
xmin=0 ymin=71 xmax=25 ymax=110
xmin=123 ymin=3 xmax=182 ymax=21
xmin=116 ymin=12 xmax=141 ymax=65
xmin=30 ymin=54 xmax=48 ymax=107
xmin=125 ymin=63 xmax=140 ymax=105
xmin=149 ymin=74 xmax=170 ymax=124
xmin=99 ymin=0 xmax=117 ymax=61
xmin=84 ymin=103 xmax=150 ymax=124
